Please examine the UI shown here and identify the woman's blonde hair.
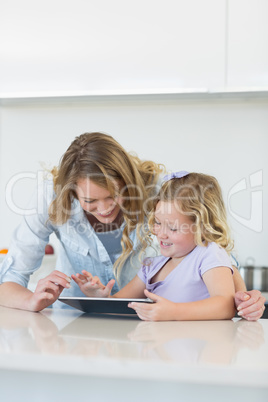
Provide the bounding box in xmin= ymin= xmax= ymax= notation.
xmin=49 ymin=132 xmax=164 ymax=279
xmin=149 ymin=172 xmax=233 ymax=253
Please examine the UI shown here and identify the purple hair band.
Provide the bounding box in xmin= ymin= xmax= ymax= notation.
xmin=162 ymin=171 xmax=189 ymax=183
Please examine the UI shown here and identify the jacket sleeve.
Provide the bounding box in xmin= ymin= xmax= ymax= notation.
xmin=0 ymin=179 xmax=55 ymax=287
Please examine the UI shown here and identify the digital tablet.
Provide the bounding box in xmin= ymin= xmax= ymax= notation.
xmin=58 ymin=296 xmax=154 ymax=315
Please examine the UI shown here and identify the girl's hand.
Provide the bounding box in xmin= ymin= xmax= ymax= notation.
xmin=71 ymin=270 xmax=115 ymax=298
xmin=128 ymin=289 xmax=176 ymax=321
xmin=235 ymin=290 xmax=266 ymax=321
xmin=29 ymin=270 xmax=71 ymax=311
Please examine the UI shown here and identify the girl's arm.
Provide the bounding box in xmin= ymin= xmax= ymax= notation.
xmin=232 ymin=265 xmax=246 ymax=291
xmin=129 ymin=267 xmax=236 ymax=321
xmin=71 ymin=270 xmax=115 ymax=297
xmin=72 ymin=270 xmax=146 ymax=299
xmin=112 ymin=275 xmax=146 ymax=299
xmin=197 ymin=267 xmax=236 ymax=319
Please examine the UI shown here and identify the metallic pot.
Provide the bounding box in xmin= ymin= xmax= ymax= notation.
xmin=239 ymin=265 xmax=268 ymax=291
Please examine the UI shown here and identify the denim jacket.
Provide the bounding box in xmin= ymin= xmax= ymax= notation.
xmin=0 ymin=179 xmax=158 ymax=307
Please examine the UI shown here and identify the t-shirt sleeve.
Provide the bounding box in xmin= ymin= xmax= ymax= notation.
xmin=137 ymin=257 xmax=154 ymax=284
xmin=137 ymin=263 xmax=147 ymax=284
xmin=199 ymin=243 xmax=233 ymax=277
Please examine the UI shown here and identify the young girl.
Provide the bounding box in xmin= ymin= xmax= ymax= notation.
xmin=73 ymin=171 xmax=237 ymax=321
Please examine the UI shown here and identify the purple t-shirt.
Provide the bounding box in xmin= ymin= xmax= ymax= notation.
xmin=137 ymin=242 xmax=233 ymax=303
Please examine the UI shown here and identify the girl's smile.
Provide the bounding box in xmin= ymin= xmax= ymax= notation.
xmin=160 ymin=241 xmax=173 ymax=248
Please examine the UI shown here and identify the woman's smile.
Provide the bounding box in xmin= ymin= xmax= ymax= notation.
xmin=98 ymin=210 xmax=113 ymax=217
xmin=96 ymin=206 xmax=118 ymax=218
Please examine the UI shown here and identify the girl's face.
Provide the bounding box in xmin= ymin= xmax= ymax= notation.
xmin=153 ymin=201 xmax=196 ymax=260
xmin=76 ymin=178 xmax=123 ymax=224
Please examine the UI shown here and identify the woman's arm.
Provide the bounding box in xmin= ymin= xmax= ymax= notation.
xmin=0 ymin=179 xmax=64 ymax=311
xmin=0 ymin=270 xmax=71 ymax=311
xmin=129 ymin=267 xmax=236 ymax=321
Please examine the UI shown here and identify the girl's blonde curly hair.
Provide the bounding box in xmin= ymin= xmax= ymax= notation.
xmin=149 ymin=172 xmax=234 ymax=254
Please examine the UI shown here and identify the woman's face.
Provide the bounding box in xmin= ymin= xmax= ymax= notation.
xmin=76 ymin=178 xmax=123 ymax=224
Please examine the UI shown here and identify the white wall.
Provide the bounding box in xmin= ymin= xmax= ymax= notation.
xmin=0 ymin=96 xmax=267 ymax=266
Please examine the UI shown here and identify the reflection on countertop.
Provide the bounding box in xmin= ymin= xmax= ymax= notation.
xmin=0 ymin=306 xmax=267 ymax=388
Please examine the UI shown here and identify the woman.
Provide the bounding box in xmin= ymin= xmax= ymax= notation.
xmin=0 ymin=132 xmax=265 ymax=319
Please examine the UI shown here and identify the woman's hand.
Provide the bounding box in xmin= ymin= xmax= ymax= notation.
xmin=71 ymin=270 xmax=115 ymax=298
xmin=128 ymin=289 xmax=176 ymax=321
xmin=235 ymin=290 xmax=266 ymax=321
xmin=29 ymin=270 xmax=71 ymax=311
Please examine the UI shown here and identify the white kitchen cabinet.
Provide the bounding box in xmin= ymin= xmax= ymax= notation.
xmin=0 ymin=0 xmax=226 ymax=95
xmin=1 ymin=1 xmax=268 ymax=96
xmin=227 ymin=0 xmax=268 ymax=89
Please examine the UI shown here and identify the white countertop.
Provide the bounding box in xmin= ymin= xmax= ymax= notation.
xmin=0 ymin=307 xmax=268 ymax=391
